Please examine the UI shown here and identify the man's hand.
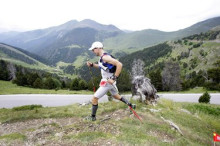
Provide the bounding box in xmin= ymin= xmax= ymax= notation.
xmin=107 ymin=79 xmax=115 ymax=84
xmin=87 ymin=61 xmax=93 ymax=67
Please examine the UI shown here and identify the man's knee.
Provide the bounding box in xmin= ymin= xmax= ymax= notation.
xmin=112 ymin=94 xmax=121 ymax=100
xmin=91 ymin=97 xmax=98 ymax=105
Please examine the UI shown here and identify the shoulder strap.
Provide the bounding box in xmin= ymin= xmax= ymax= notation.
xmin=101 ymin=53 xmax=115 ymax=60
xmin=101 ymin=53 xmax=108 ymax=60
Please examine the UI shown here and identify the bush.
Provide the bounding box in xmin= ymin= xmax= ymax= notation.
xmin=12 ymin=105 xmax=43 ymax=111
xmin=79 ymin=79 xmax=88 ymax=90
xmin=198 ymin=91 xmax=211 ymax=103
xmin=33 ymin=78 xmax=43 ymax=88
xmin=43 ymin=77 xmax=61 ymax=89
xmin=70 ymin=78 xmax=80 ymax=90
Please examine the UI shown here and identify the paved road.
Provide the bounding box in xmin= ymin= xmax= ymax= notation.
xmin=158 ymin=93 xmax=220 ymax=104
xmin=0 ymin=93 xmax=219 ymax=108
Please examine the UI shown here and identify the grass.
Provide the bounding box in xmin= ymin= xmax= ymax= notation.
xmin=1 ymin=80 xmax=219 ymax=95
xmin=0 ymin=99 xmax=219 ymax=145
xmin=0 ymin=133 xmax=26 ymax=141
xmin=0 ymin=80 xmax=93 ymax=95
xmin=12 ymin=105 xmax=43 ymax=111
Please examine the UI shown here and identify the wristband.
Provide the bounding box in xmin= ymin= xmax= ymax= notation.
xmin=110 ymin=75 xmax=118 ymax=81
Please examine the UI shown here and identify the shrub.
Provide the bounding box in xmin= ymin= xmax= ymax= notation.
xmin=43 ymin=77 xmax=61 ymax=89
xmin=12 ymin=105 xmax=43 ymax=111
xmin=70 ymin=78 xmax=80 ymax=90
xmin=198 ymin=91 xmax=211 ymax=103
xmin=33 ymin=78 xmax=43 ymax=88
xmin=79 ymin=79 xmax=88 ymax=90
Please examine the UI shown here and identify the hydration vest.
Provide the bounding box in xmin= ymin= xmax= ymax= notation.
xmin=99 ymin=53 xmax=116 ymax=73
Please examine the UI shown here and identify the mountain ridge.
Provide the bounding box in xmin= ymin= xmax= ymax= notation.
xmin=0 ymin=17 xmax=220 ymax=66
xmin=104 ymin=16 xmax=220 ymax=54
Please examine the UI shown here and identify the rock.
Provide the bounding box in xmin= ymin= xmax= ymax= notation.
xmin=161 ymin=116 xmax=183 ymax=136
xmin=55 ymin=132 xmax=63 ymax=138
xmin=149 ymin=108 xmax=161 ymax=113
xmin=180 ymin=109 xmax=191 ymax=114
xmin=79 ymin=101 xmax=91 ymax=106
xmin=107 ymin=141 xmax=111 ymax=145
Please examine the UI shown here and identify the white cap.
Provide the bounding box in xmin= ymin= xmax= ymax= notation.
xmin=89 ymin=41 xmax=103 ymax=51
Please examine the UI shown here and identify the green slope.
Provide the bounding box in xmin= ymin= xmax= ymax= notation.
xmin=120 ymin=29 xmax=220 ymax=75
xmin=0 ymin=43 xmax=62 ymax=74
xmin=104 ymin=17 xmax=220 ymax=56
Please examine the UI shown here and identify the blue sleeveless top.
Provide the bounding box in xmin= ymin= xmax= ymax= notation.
xmin=99 ymin=53 xmax=116 ymax=73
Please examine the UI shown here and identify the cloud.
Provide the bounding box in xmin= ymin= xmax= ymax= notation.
xmin=0 ymin=0 xmax=220 ymax=32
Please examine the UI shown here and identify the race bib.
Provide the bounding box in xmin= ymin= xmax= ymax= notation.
xmin=99 ymin=80 xmax=107 ymax=87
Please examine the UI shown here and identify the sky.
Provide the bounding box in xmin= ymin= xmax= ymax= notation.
xmin=0 ymin=0 xmax=220 ymax=32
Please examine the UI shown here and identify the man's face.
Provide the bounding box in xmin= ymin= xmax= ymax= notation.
xmin=92 ymin=48 xmax=99 ymax=56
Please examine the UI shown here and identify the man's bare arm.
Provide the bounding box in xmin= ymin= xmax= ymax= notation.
xmin=102 ymin=55 xmax=122 ymax=77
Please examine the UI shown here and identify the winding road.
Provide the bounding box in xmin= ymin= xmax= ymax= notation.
xmin=0 ymin=93 xmax=219 ymax=108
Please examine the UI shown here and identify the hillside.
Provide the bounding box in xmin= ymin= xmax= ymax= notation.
xmin=119 ymin=29 xmax=220 ymax=91
xmin=0 ymin=17 xmax=220 ymax=67
xmin=104 ymin=16 xmax=220 ymax=55
xmin=120 ymin=29 xmax=220 ymax=74
xmin=0 ymin=43 xmax=48 ymax=68
xmin=0 ymin=19 xmax=123 ymax=65
xmin=0 ymin=17 xmax=220 ymax=89
xmin=0 ymin=43 xmax=65 ymax=77
xmin=0 ymin=99 xmax=219 ymax=145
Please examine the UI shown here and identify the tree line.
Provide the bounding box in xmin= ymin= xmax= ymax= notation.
xmin=148 ymin=60 xmax=220 ymax=91
xmin=0 ymin=60 xmax=131 ymax=92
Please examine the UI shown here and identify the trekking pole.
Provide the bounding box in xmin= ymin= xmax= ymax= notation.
xmin=109 ymin=82 xmax=142 ymax=123
xmin=87 ymin=59 xmax=96 ymax=92
xmin=129 ymin=105 xmax=143 ymax=123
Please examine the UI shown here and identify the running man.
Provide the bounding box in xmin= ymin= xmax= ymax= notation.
xmin=86 ymin=41 xmax=136 ymax=121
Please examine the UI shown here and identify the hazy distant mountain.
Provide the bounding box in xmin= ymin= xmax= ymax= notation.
xmin=0 ymin=19 xmax=122 ymax=51
xmin=0 ymin=19 xmax=123 ymax=64
xmin=0 ymin=17 xmax=220 ymax=66
xmin=104 ymin=16 xmax=220 ymax=54
xmin=0 ymin=43 xmax=49 ymax=66
xmin=177 ymin=17 xmax=220 ymax=36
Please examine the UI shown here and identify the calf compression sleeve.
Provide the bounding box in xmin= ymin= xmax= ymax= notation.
xmin=91 ymin=104 xmax=98 ymax=117
xmin=120 ymin=97 xmax=132 ymax=106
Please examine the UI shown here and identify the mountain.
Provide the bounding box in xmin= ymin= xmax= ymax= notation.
xmin=120 ymin=29 xmax=220 ymax=74
xmin=120 ymin=29 xmax=220 ymax=91
xmin=103 ymin=29 xmax=175 ymax=54
xmin=0 ymin=19 xmax=123 ymax=65
xmin=177 ymin=17 xmax=220 ymax=36
xmin=0 ymin=43 xmax=55 ymax=72
xmin=0 ymin=17 xmax=220 ymax=66
xmin=104 ymin=16 xmax=220 ymax=54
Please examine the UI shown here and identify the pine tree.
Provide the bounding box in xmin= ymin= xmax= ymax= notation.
xmin=70 ymin=78 xmax=80 ymax=90
xmin=198 ymin=91 xmax=211 ymax=103
xmin=33 ymin=78 xmax=43 ymax=88
xmin=149 ymin=68 xmax=162 ymax=91
xmin=79 ymin=79 xmax=87 ymax=90
xmin=162 ymin=61 xmax=182 ymax=91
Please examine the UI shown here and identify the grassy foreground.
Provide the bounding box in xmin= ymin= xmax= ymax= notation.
xmin=0 ymin=99 xmax=219 ymax=145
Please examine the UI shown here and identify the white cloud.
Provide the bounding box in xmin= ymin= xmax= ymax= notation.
xmin=0 ymin=0 xmax=220 ymax=32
